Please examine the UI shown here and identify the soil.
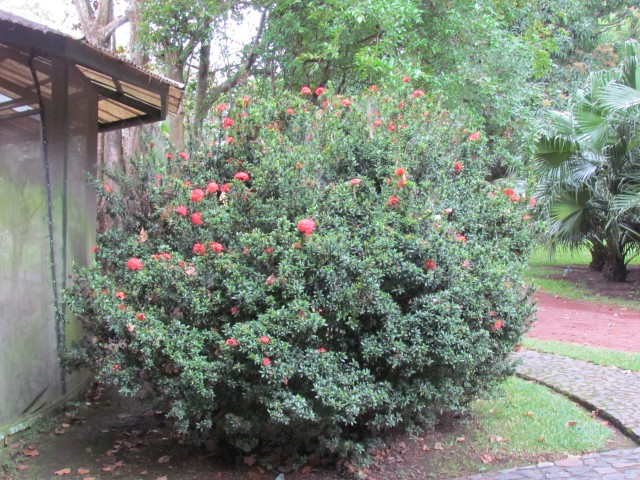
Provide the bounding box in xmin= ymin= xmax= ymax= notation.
xmin=2 ymin=266 xmax=640 ymax=480
xmin=527 ymin=265 xmax=640 ymax=353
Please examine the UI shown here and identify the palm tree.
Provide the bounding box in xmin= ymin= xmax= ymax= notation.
xmin=535 ymin=41 xmax=640 ymax=282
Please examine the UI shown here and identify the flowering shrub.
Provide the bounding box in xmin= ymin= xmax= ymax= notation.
xmin=64 ymin=85 xmax=536 ymax=459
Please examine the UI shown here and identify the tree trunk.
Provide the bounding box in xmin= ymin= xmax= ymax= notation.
xmin=602 ymin=254 xmax=628 ymax=282
xmin=588 ymin=242 xmax=607 ymax=272
xmin=166 ymin=62 xmax=185 ymax=151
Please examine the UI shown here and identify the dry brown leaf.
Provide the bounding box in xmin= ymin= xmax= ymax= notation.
xmin=10 ymin=443 xmax=19 ymax=449
xmin=139 ymin=228 xmax=148 ymax=243
xmin=456 ymin=437 xmax=466 ymax=443
xmin=300 ymin=465 xmax=312 ymax=474
xmin=77 ymin=468 xmax=90 ymax=475
xmin=243 ymin=455 xmax=257 ymax=466
xmin=157 ymin=455 xmax=171 ymax=464
xmin=140 ymin=470 xmax=148 ymax=476
xmin=265 ymin=274 xmax=277 ymax=286
xmin=155 ymin=477 xmax=168 ymax=480
xmin=489 ymin=435 xmax=504 ymax=443
xmin=16 ymin=465 xmax=28 ymax=471
xmin=565 ymin=420 xmax=577 ymax=427
xmin=480 ymin=454 xmax=493 ymax=464
xmin=434 ymin=442 xmax=444 ymax=451
xmin=600 ymin=420 xmax=610 ymax=426
xmin=82 ymin=477 xmax=96 ymax=480
xmin=54 ymin=468 xmax=71 ymax=475
xmin=117 ymin=414 xmax=131 ymax=420
xmin=247 ymin=472 xmax=263 ymax=480
xmin=421 ymin=444 xmax=431 ymax=451
xmin=523 ymin=411 xmax=534 ymax=417
xmin=61 ymin=423 xmax=71 ymax=429
xmin=23 ymin=448 xmax=39 ymax=457
xmin=102 ymin=467 xmax=112 ymax=472
xmin=538 ymin=434 xmax=545 ymax=442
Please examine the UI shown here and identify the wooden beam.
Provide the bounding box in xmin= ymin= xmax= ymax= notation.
xmin=91 ymin=83 xmax=162 ymax=118
xmin=0 ymin=108 xmax=38 ymax=121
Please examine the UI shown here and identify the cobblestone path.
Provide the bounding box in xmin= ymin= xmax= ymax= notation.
xmin=456 ymin=350 xmax=640 ymax=479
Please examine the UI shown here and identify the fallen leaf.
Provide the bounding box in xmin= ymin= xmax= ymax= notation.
xmin=456 ymin=437 xmax=466 ymax=443
xmin=243 ymin=455 xmax=257 ymax=466
xmin=82 ymin=477 xmax=96 ymax=480
xmin=23 ymin=448 xmax=40 ymax=457
xmin=600 ymin=420 xmax=610 ymax=426
xmin=538 ymin=434 xmax=545 ymax=442
xmin=16 ymin=465 xmax=28 ymax=471
xmin=10 ymin=443 xmax=19 ymax=449
xmin=55 ymin=468 xmax=71 ymax=475
xmin=61 ymin=423 xmax=71 ymax=429
xmin=117 ymin=413 xmax=131 ymax=420
xmin=523 ymin=411 xmax=534 ymax=417
xmin=247 ymin=472 xmax=263 ymax=480
xmin=421 ymin=444 xmax=431 ymax=451
xmin=157 ymin=455 xmax=171 ymax=464
xmin=102 ymin=467 xmax=113 ymax=472
xmin=434 ymin=442 xmax=444 ymax=451
xmin=300 ymin=465 xmax=312 ymax=474
xmin=565 ymin=420 xmax=577 ymax=427
xmin=77 ymin=468 xmax=90 ymax=475
xmin=489 ymin=435 xmax=504 ymax=443
xmin=480 ymin=454 xmax=493 ymax=464
xmin=155 ymin=477 xmax=167 ymax=480
xmin=139 ymin=228 xmax=148 ymax=243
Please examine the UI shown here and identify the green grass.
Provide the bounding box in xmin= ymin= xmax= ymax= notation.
xmin=526 ymin=245 xmax=640 ymax=308
xmin=471 ymin=377 xmax=613 ymax=454
xmin=523 ymin=338 xmax=640 ymax=372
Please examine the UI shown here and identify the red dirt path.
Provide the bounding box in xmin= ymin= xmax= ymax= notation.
xmin=527 ymin=291 xmax=640 ymax=353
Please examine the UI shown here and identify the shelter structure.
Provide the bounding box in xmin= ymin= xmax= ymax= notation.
xmin=0 ymin=10 xmax=183 ymax=439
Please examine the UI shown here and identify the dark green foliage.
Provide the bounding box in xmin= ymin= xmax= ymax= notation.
xmin=64 ymin=86 xmax=535 ymax=458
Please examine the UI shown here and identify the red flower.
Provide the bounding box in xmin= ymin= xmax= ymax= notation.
xmin=234 ymin=171 xmax=250 ymax=182
xmin=91 ymin=245 xmax=98 ymax=253
xmin=191 ymin=212 xmax=203 ymax=225
xmin=221 ymin=183 xmax=231 ymax=193
xmin=492 ymin=319 xmax=503 ymax=331
xmin=300 ymin=86 xmax=312 ymax=95
xmin=222 ymin=117 xmax=235 ymax=128
xmin=286 ymin=108 xmax=295 ymax=115
xmin=297 ymin=218 xmax=316 ymax=236
xmin=259 ymin=335 xmax=270 ymax=344
xmin=126 ymin=257 xmax=143 ymax=271
xmin=190 ymin=188 xmax=205 ymax=202
xmin=456 ymin=233 xmax=467 ymax=243
xmin=226 ymin=338 xmax=239 ymax=347
xmin=103 ymin=183 xmax=112 ymax=193
xmin=115 ymin=291 xmax=126 ymax=300
xmin=209 ymin=242 xmax=224 ymax=255
xmin=262 ymin=357 xmax=271 ymax=366
xmin=217 ymin=103 xmax=228 ymax=114
xmin=175 ymin=205 xmax=188 ymax=216
xmin=395 ymin=167 xmax=405 ymax=177
xmin=387 ymin=122 xmax=396 ymax=132
xmin=264 ymin=247 xmax=274 ymax=254
xmin=317 ymin=347 xmax=327 ymax=353
xmin=341 ymin=98 xmax=352 ymax=107
xmin=369 ymin=85 xmax=378 ymax=92
xmin=315 ymin=86 xmax=326 ymax=96
xmin=373 ymin=119 xmax=382 ymax=127
xmin=529 ymin=197 xmax=537 ymax=207
xmin=295 ymin=162 xmax=302 ymax=169
xmin=225 ymin=136 xmax=235 ymax=144
xmin=402 ymin=75 xmax=410 ymax=83
xmin=412 ymin=89 xmax=425 ymax=98
xmin=230 ymin=306 xmax=240 ymax=315
xmin=453 ymin=162 xmax=463 ymax=171
xmin=193 ymin=243 xmax=206 ymax=255
xmin=112 ymin=364 xmax=120 ymax=371
xmin=293 ymin=242 xmax=302 ymax=249
xmin=468 ymin=131 xmax=481 ymax=141
xmin=206 ymin=182 xmax=219 ymax=193
xmin=398 ymin=102 xmax=405 ymax=109
xmin=136 ymin=312 xmax=145 ymax=321
xmin=166 ymin=153 xmax=173 ymax=160
xmin=349 ymin=178 xmax=362 ymax=186
xmin=488 ymin=192 xmax=496 ymax=198
xmin=178 ymin=151 xmax=189 ymax=160
xmin=503 ymin=188 xmax=515 ymax=197
xmin=387 ymin=196 xmax=400 ymax=206
xmin=425 ymin=259 xmax=436 ymax=270
xmin=322 ymin=100 xmax=329 ymax=109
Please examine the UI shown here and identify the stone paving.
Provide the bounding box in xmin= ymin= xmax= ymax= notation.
xmin=456 ymin=350 xmax=640 ymax=479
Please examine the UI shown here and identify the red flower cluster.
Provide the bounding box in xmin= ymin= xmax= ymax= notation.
xmin=369 ymin=85 xmax=378 ymax=92
xmin=178 ymin=151 xmax=189 ymax=160
xmin=262 ymin=357 xmax=271 ymax=366
xmin=412 ymin=89 xmax=425 ymax=98
xmin=223 ymin=117 xmax=235 ymax=128
xmin=395 ymin=167 xmax=405 ymax=177
xmin=191 ymin=212 xmax=203 ymax=225
xmin=193 ymin=243 xmax=206 ymax=255
xmin=341 ymin=98 xmax=352 ymax=107
xmin=115 ymin=291 xmax=126 ymax=300
xmin=453 ymin=162 xmax=463 ymax=171
xmin=136 ymin=312 xmax=145 ymax=321
xmin=126 ymin=257 xmax=143 ymax=271
xmin=206 ymin=182 xmax=219 ymax=193
xmin=259 ymin=335 xmax=270 ymax=344
xmin=103 ymin=183 xmax=112 ymax=193
xmin=217 ymin=103 xmax=227 ymax=114
xmin=503 ymin=188 xmax=520 ymax=202
xmin=300 ymin=86 xmax=312 ymax=95
xmin=209 ymin=242 xmax=224 ymax=254
xmin=190 ymin=188 xmax=205 ymax=202
xmin=467 ymin=132 xmax=481 ymax=141
xmin=226 ymin=338 xmax=239 ymax=347
xmin=402 ymin=75 xmax=410 ymax=83
xmin=373 ymin=119 xmax=382 ymax=127
xmin=315 ymin=86 xmax=326 ymax=96
xmin=151 ymin=252 xmax=172 ymax=261
xmin=425 ymin=259 xmax=436 ymax=270
xmin=297 ymin=218 xmax=316 ymax=236
xmin=175 ymin=205 xmax=188 ymax=216
xmin=349 ymin=178 xmax=362 ymax=186
xmin=492 ymin=319 xmax=503 ymax=331
xmin=387 ymin=196 xmax=400 ymax=206
xmin=234 ymin=171 xmax=250 ymax=182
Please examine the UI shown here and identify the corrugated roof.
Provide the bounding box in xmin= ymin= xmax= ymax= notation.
xmin=0 ymin=9 xmax=184 ymax=132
